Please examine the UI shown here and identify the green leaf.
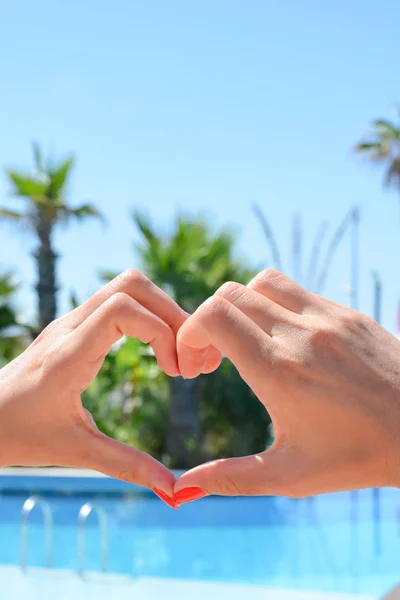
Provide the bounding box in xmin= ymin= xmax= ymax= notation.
xmin=0 ymin=272 xmax=18 ymax=297
xmin=0 ymin=305 xmax=17 ymax=330
xmin=353 ymin=140 xmax=391 ymax=161
xmin=47 ymin=156 xmax=74 ymax=199
xmin=71 ymin=203 xmax=105 ymax=222
xmin=32 ymin=142 xmax=44 ymax=173
xmin=0 ymin=208 xmax=24 ymax=222
xmin=116 ymin=337 xmax=142 ymax=368
xmin=98 ymin=269 xmax=119 ymax=283
xmin=7 ymin=170 xmax=47 ymax=199
xmin=133 ymin=210 xmax=160 ymax=249
xmin=354 ymin=142 xmax=382 ymax=151
xmin=385 ymin=157 xmax=400 ymax=188
xmin=372 ymin=119 xmax=398 ymax=135
xmin=69 ymin=290 xmax=80 ymax=309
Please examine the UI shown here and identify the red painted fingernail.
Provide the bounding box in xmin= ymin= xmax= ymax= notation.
xmin=174 ymin=487 xmax=208 ymax=504
xmin=153 ymin=488 xmax=180 ymax=510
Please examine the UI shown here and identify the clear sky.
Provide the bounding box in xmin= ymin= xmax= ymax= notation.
xmin=0 ymin=0 xmax=399 ymax=332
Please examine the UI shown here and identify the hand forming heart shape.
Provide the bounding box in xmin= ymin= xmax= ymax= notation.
xmin=1 ymin=268 xmax=400 ymax=507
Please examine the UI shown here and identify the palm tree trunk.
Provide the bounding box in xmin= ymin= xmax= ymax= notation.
xmin=166 ymin=376 xmax=200 ymax=468
xmin=34 ymin=214 xmax=57 ymax=333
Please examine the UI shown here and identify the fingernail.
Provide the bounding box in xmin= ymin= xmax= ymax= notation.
xmin=153 ymin=488 xmax=180 ymax=510
xmin=174 ymin=487 xmax=208 ymax=504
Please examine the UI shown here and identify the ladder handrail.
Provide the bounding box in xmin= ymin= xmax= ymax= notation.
xmin=77 ymin=501 xmax=108 ymax=577
xmin=20 ymin=495 xmax=53 ymax=571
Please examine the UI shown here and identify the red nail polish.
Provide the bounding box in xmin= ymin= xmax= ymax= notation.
xmin=153 ymin=488 xmax=180 ymax=510
xmin=174 ymin=486 xmax=208 ymax=504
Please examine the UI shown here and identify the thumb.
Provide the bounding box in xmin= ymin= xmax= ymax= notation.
xmin=68 ymin=426 xmax=178 ymax=507
xmin=174 ymin=449 xmax=287 ymax=502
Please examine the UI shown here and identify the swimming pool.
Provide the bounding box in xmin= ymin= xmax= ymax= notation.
xmin=0 ymin=470 xmax=399 ymax=597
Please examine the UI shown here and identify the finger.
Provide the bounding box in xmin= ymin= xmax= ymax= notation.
xmin=201 ymin=345 xmax=223 ymax=374
xmin=71 ymin=427 xmax=177 ymax=504
xmin=248 ymin=269 xmax=322 ymax=315
xmin=174 ymin=449 xmax=286 ymax=498
xmin=177 ymin=296 xmax=272 ymax=386
xmin=62 ymin=292 xmax=179 ymax=381
xmin=65 ymin=270 xmax=188 ymax=334
xmin=215 ymin=281 xmax=298 ymax=335
xmin=178 ymin=344 xmax=223 ymax=377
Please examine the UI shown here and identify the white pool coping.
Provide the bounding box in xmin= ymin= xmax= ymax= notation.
xmin=0 ymin=467 xmax=119 ymax=478
xmin=0 ymin=467 xmax=189 ymax=494
xmin=0 ymin=567 xmax=377 ymax=600
xmin=0 ymin=467 xmax=155 ymax=493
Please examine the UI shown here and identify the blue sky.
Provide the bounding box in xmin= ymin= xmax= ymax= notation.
xmin=0 ymin=0 xmax=399 ymax=331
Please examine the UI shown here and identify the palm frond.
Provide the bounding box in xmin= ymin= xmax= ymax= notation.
xmin=7 ymin=170 xmax=46 ymax=199
xmin=385 ymin=157 xmax=400 ymax=189
xmin=70 ymin=202 xmax=105 ymax=223
xmin=133 ymin=210 xmax=160 ymax=248
xmin=315 ymin=208 xmax=355 ymax=293
xmin=252 ymin=203 xmax=282 ymax=271
xmin=372 ymin=119 xmax=398 ymax=137
xmin=47 ymin=156 xmax=75 ymax=199
xmin=0 ymin=208 xmax=24 ymax=222
xmin=98 ymin=269 xmax=119 ymax=283
xmin=0 ymin=305 xmax=18 ymax=331
xmin=354 ymin=141 xmax=382 ymax=152
xmin=32 ymin=142 xmax=44 ymax=173
xmin=354 ymin=140 xmax=391 ymax=161
xmin=0 ymin=271 xmax=18 ymax=297
xmin=306 ymin=220 xmax=329 ymax=291
xmin=69 ymin=290 xmax=80 ymax=310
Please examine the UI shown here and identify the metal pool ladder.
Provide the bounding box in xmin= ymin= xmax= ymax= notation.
xmin=77 ymin=501 xmax=108 ymax=577
xmin=20 ymin=495 xmax=53 ymax=571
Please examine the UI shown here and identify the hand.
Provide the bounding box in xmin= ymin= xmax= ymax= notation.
xmin=174 ymin=269 xmax=400 ymax=501
xmin=0 ymin=270 xmax=192 ymax=505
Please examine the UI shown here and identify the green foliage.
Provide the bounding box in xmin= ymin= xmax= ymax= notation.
xmin=82 ymin=337 xmax=170 ymax=458
xmin=3 ymin=144 xmax=105 ymax=227
xmin=0 ymin=143 xmax=105 ymax=332
xmin=132 ymin=211 xmax=270 ymax=464
xmin=354 ymin=108 xmax=400 ymax=192
xmin=93 ymin=212 xmax=271 ymax=465
xmin=0 ymin=271 xmax=25 ymax=366
xmin=199 ymin=360 xmax=272 ymax=460
xmin=133 ymin=210 xmax=255 ymax=312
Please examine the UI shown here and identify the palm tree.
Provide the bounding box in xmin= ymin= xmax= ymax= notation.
xmin=133 ymin=211 xmax=254 ymax=313
xmin=354 ymin=108 xmax=400 ymax=194
xmin=116 ymin=212 xmax=255 ymax=467
xmin=0 ymin=144 xmax=104 ymax=333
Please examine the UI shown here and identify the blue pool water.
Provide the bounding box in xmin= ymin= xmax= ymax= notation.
xmin=0 ymin=476 xmax=399 ymax=596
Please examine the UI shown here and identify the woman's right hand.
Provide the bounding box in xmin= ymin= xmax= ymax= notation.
xmin=175 ymin=270 xmax=400 ymax=502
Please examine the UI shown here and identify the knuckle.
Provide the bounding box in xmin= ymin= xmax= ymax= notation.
xmin=117 ymin=269 xmax=149 ymax=290
xmin=34 ymin=318 xmax=61 ymax=343
xmin=199 ymin=295 xmax=230 ymax=322
xmin=340 ymin=310 xmax=371 ymax=334
xmin=103 ymin=291 xmax=132 ymax=313
xmin=215 ymin=281 xmax=245 ymax=301
xmin=116 ymin=468 xmax=139 ymax=485
xmin=307 ymin=321 xmax=338 ymax=347
xmin=272 ymin=351 xmax=310 ymax=379
xmin=40 ymin=343 xmax=65 ymax=376
xmin=273 ymin=353 xmax=297 ymax=372
xmin=216 ymin=472 xmax=243 ymax=496
xmin=252 ymin=269 xmax=286 ymax=290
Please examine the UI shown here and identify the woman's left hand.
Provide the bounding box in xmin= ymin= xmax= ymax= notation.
xmin=0 ymin=270 xmax=197 ymax=503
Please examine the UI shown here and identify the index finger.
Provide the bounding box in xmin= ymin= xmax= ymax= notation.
xmin=177 ymin=296 xmax=272 ymax=390
xmin=66 ymin=270 xmax=188 ymax=334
